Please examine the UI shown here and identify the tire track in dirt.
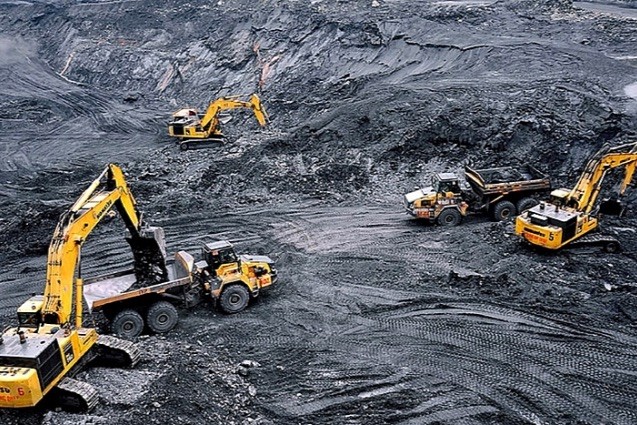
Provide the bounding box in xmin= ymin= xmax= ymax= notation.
xmin=174 ymin=204 xmax=637 ymax=424
xmin=2 ymin=203 xmax=637 ymax=424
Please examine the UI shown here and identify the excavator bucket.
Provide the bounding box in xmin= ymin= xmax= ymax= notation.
xmin=599 ymin=197 xmax=625 ymax=216
xmin=127 ymin=226 xmax=168 ymax=286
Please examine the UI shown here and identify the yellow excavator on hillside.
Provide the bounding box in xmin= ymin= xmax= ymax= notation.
xmin=168 ymin=93 xmax=268 ymax=150
xmin=515 ymin=140 xmax=637 ymax=251
xmin=0 ymin=164 xmax=166 ymax=410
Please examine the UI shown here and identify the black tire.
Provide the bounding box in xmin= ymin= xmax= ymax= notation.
xmin=146 ymin=301 xmax=179 ymax=334
xmin=516 ymin=197 xmax=538 ymax=214
xmin=436 ymin=208 xmax=462 ymax=226
xmin=179 ymin=142 xmax=189 ymax=151
xmin=219 ymin=284 xmax=250 ymax=314
xmin=102 ymin=308 xmax=116 ymax=321
xmin=492 ymin=200 xmax=517 ymax=221
xmin=603 ymin=240 xmax=620 ymax=253
xmin=111 ymin=309 xmax=144 ymax=339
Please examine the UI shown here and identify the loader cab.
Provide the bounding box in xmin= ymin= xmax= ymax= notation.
xmin=202 ymin=241 xmax=238 ymax=275
xmin=433 ymin=173 xmax=462 ymax=196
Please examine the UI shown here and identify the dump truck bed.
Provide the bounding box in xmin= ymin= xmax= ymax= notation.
xmin=464 ymin=164 xmax=550 ymax=197
xmin=84 ymin=250 xmax=197 ymax=311
xmin=84 ymin=273 xmax=190 ymax=311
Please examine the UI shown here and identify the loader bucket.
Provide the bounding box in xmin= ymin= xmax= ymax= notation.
xmin=599 ymin=198 xmax=625 ymax=216
xmin=127 ymin=226 xmax=168 ymax=286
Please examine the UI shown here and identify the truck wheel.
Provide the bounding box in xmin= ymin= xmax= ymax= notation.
xmin=516 ymin=197 xmax=538 ymax=214
xmin=219 ymin=284 xmax=250 ymax=314
xmin=603 ymin=240 xmax=620 ymax=253
xmin=492 ymin=201 xmax=516 ymax=221
xmin=111 ymin=309 xmax=144 ymax=339
xmin=146 ymin=301 xmax=179 ymax=334
xmin=437 ymin=208 xmax=462 ymax=226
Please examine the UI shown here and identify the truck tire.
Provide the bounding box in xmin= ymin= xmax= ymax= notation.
xmin=219 ymin=284 xmax=250 ymax=314
xmin=111 ymin=309 xmax=144 ymax=339
xmin=603 ymin=240 xmax=620 ymax=253
xmin=516 ymin=197 xmax=538 ymax=214
xmin=492 ymin=200 xmax=516 ymax=221
xmin=437 ymin=208 xmax=462 ymax=226
xmin=146 ymin=301 xmax=179 ymax=334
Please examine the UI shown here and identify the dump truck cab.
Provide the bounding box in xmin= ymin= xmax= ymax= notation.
xmin=202 ymin=241 xmax=239 ymax=275
xmin=202 ymin=241 xmax=277 ymax=304
xmin=404 ymin=173 xmax=468 ymax=225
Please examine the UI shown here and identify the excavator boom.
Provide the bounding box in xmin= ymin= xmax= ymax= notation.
xmin=43 ymin=164 xmax=165 ymax=326
xmin=199 ymin=94 xmax=268 ymax=134
xmin=565 ymin=141 xmax=637 ymax=213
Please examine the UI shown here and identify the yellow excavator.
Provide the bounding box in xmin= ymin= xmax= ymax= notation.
xmin=168 ymin=93 xmax=268 ymax=150
xmin=515 ymin=140 xmax=637 ymax=251
xmin=0 ymin=164 xmax=166 ymax=410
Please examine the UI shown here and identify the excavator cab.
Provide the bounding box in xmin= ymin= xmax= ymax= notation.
xmin=17 ymin=295 xmax=44 ymax=329
xmin=434 ymin=173 xmax=462 ymax=196
xmin=548 ymin=189 xmax=570 ymax=207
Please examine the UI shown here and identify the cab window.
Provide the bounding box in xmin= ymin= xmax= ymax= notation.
xmin=18 ymin=312 xmax=40 ymax=328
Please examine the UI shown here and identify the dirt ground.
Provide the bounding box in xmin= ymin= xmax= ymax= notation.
xmin=1 ymin=0 xmax=637 ymax=424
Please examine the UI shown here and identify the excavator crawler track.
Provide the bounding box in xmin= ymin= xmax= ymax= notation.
xmin=55 ymin=377 xmax=99 ymax=412
xmin=94 ymin=334 xmax=141 ymax=367
xmin=178 ymin=137 xmax=224 ymax=151
xmin=568 ymin=233 xmax=620 ymax=253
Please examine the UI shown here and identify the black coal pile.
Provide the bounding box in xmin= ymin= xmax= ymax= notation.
xmin=1 ymin=0 xmax=637 ymax=424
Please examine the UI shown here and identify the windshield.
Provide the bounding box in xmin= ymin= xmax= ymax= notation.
xmin=431 ymin=176 xmax=440 ymax=192
xmin=18 ymin=312 xmax=40 ymax=328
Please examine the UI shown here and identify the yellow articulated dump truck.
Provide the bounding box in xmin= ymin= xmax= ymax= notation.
xmin=84 ymin=240 xmax=277 ymax=340
xmin=404 ymin=164 xmax=551 ymax=226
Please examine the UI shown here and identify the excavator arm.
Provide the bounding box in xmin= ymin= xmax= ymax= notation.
xmin=42 ymin=164 xmax=165 ymax=327
xmin=199 ymin=94 xmax=268 ymax=137
xmin=565 ymin=141 xmax=637 ymax=213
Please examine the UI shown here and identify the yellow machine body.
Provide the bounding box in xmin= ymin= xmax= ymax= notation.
xmin=0 ymin=164 xmax=160 ymax=408
xmin=0 ymin=320 xmax=98 ymax=408
xmin=515 ymin=203 xmax=598 ymax=250
xmin=515 ymin=141 xmax=637 ymax=250
xmin=168 ymin=93 xmax=268 ymax=140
